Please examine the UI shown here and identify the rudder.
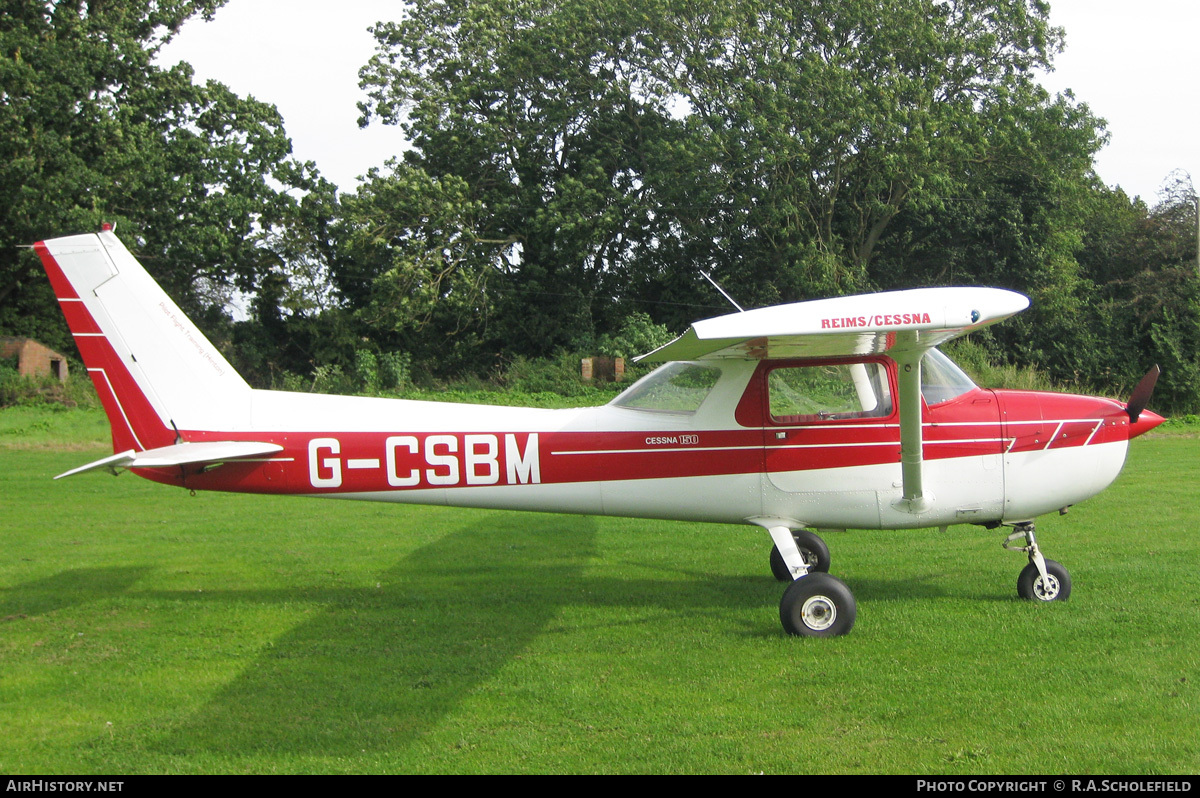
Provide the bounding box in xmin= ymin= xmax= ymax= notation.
xmin=35 ymin=230 xmax=252 ymax=453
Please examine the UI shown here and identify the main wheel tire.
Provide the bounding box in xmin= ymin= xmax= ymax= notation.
xmin=779 ymin=573 xmax=857 ymax=637
xmin=1017 ymin=559 xmax=1072 ymax=602
xmin=769 ymin=530 xmax=832 ymax=581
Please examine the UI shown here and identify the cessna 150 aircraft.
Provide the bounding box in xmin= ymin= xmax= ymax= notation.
xmin=35 ymin=229 xmax=1164 ymax=636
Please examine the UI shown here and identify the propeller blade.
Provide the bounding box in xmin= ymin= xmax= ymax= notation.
xmin=1126 ymin=365 xmax=1161 ymax=423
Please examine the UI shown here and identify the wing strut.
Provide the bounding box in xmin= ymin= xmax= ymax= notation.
xmin=894 ymin=346 xmax=930 ymax=514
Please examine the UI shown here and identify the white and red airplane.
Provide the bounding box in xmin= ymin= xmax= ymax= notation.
xmin=35 ymin=229 xmax=1164 ymax=636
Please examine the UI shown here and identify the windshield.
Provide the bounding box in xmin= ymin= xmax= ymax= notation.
xmin=611 ymin=362 xmax=721 ymax=414
xmin=921 ymin=348 xmax=977 ymax=405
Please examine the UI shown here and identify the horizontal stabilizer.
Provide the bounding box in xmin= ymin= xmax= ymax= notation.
xmin=55 ymin=441 xmax=283 ymax=480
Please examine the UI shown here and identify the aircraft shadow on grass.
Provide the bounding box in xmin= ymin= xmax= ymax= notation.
xmin=142 ymin=513 xmax=601 ymax=757
xmin=7 ymin=514 xmax=1037 ymax=762
xmin=1 ymin=566 xmax=150 ymax=621
xmin=137 ymin=519 xmax=1023 ymax=758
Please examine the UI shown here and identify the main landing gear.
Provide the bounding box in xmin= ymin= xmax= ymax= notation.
xmin=1004 ymin=522 xmax=1072 ymax=602
xmin=768 ymin=522 xmax=1072 ymax=637
xmin=768 ymin=527 xmax=856 ymax=637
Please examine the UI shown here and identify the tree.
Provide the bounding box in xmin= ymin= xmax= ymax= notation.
xmin=357 ymin=0 xmax=1091 ymax=357
xmin=868 ymin=86 xmax=1108 ymax=384
xmin=0 ymin=0 xmax=320 ymax=354
xmin=333 ymin=161 xmax=510 ymax=373
xmin=641 ymin=0 xmax=1072 ymax=293
xmin=1071 ymin=174 xmax=1200 ymax=413
xmin=359 ymin=0 xmax=672 ymax=357
xmin=1150 ymin=170 xmax=1199 ymax=271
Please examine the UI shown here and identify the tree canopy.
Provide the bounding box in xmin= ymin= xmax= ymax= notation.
xmin=4 ymin=0 xmax=1199 ymax=413
xmin=354 ymin=0 xmax=1101 ymax=349
xmin=0 ymin=0 xmax=321 ymax=351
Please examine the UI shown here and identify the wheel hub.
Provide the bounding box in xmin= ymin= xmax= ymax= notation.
xmin=801 ymin=595 xmax=837 ymax=631
xmin=1033 ymin=574 xmax=1061 ymax=601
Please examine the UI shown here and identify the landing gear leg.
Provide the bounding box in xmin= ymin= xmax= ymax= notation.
xmin=766 ymin=525 xmax=856 ymax=636
xmin=1004 ymin=522 xmax=1072 ymax=602
xmin=769 ymin=528 xmax=831 ymax=581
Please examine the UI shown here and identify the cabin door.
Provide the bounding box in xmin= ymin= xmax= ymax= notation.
xmin=757 ymin=359 xmax=898 ymax=528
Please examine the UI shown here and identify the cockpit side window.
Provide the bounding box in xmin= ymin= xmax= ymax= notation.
xmin=611 ymin=362 xmax=722 ymax=414
xmin=767 ymin=361 xmax=893 ymax=424
xmin=921 ymin=348 xmax=978 ymax=405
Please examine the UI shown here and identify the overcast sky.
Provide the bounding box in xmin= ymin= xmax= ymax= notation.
xmin=157 ymin=0 xmax=1200 ymax=204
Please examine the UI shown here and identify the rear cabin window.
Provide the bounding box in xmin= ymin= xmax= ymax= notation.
xmin=768 ymin=362 xmax=893 ymax=424
xmin=612 ymin=362 xmax=721 ymax=414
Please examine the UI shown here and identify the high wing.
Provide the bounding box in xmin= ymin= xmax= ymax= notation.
xmin=55 ymin=441 xmax=284 ymax=479
xmin=636 ymin=286 xmax=1030 ymax=363
xmin=638 ymin=287 xmax=1031 ymax=513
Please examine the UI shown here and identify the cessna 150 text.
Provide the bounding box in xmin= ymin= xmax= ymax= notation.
xmin=35 ymin=229 xmax=1164 ymax=636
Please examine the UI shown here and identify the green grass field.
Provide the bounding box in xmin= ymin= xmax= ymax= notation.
xmin=2 ymin=408 xmax=1198 ymax=774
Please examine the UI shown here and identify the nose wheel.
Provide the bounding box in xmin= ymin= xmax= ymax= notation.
xmin=1005 ymin=523 xmax=1071 ymax=602
xmin=1017 ymin=559 xmax=1071 ymax=601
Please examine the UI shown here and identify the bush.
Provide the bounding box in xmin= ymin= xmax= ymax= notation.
xmin=595 ymin=312 xmax=673 ymax=360
xmin=309 ymin=363 xmax=355 ymax=395
xmin=378 ymin=351 xmax=412 ymax=391
xmin=502 ymin=352 xmax=592 ymax=396
xmin=269 ymin=370 xmax=307 ymax=393
xmin=0 ymin=357 xmax=23 ymax=405
xmin=353 ymin=350 xmax=379 ymax=393
xmin=0 ymin=357 xmax=98 ymax=408
xmin=942 ymin=338 xmax=1063 ymax=393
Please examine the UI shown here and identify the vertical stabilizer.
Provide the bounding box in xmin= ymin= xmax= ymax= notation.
xmin=35 ymin=231 xmax=252 ymax=452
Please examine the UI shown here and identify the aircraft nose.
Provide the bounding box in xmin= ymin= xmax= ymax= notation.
xmin=1128 ymin=408 xmax=1166 ymax=440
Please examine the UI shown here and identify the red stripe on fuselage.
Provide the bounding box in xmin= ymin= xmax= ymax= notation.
xmin=145 ymin=413 xmax=1130 ymax=496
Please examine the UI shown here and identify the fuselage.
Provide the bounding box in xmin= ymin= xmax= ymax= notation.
xmin=140 ymin=355 xmax=1163 ymax=530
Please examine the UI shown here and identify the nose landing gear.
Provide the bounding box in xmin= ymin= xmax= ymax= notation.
xmin=1005 ymin=522 xmax=1072 ymax=602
